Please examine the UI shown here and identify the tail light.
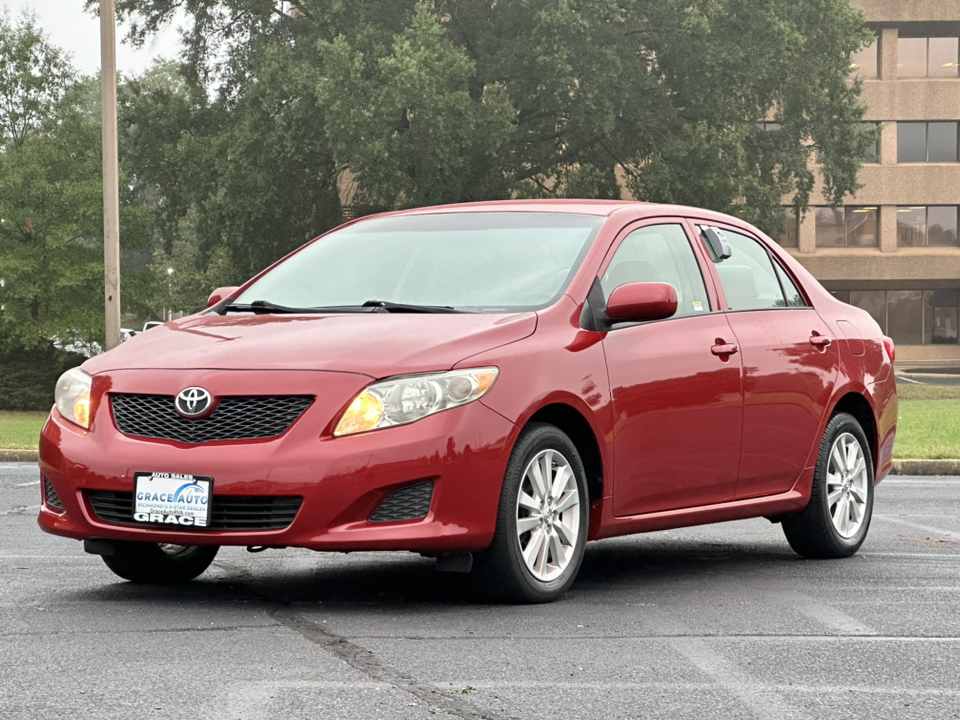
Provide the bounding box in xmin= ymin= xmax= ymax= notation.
xmin=882 ymin=335 xmax=895 ymax=363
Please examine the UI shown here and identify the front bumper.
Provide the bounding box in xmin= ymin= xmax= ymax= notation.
xmin=38 ymin=369 xmax=517 ymax=553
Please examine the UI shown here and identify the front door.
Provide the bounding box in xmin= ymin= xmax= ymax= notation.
xmin=601 ymin=222 xmax=744 ymax=517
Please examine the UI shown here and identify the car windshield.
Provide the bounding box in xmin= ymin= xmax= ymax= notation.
xmin=231 ymin=212 xmax=603 ymax=312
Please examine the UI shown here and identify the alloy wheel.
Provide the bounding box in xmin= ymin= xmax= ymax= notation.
xmin=826 ymin=432 xmax=869 ymax=539
xmin=515 ymin=449 xmax=581 ymax=582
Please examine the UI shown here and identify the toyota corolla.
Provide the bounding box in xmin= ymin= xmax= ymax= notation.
xmin=38 ymin=201 xmax=898 ymax=602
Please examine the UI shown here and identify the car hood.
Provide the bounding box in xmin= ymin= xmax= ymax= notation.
xmin=83 ymin=311 xmax=538 ymax=378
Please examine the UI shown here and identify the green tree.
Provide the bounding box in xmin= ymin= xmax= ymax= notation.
xmin=110 ymin=0 xmax=875 ymax=257
xmin=0 ymin=14 xmax=103 ymax=349
xmin=0 ymin=14 xmax=153 ymax=350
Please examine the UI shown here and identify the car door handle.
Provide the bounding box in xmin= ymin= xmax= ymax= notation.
xmin=711 ymin=342 xmax=739 ymax=356
xmin=809 ymin=334 xmax=833 ymax=348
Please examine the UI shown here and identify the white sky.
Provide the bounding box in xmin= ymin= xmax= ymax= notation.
xmin=2 ymin=0 xmax=182 ymax=77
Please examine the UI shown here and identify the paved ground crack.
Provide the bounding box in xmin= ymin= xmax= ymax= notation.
xmin=270 ymin=606 xmax=518 ymax=720
xmin=210 ymin=563 xmax=517 ymax=720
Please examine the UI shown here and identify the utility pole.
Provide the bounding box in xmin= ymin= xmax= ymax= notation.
xmin=100 ymin=0 xmax=122 ymax=350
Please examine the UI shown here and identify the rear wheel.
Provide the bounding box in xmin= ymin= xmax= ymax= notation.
xmin=782 ymin=412 xmax=874 ymax=559
xmin=474 ymin=423 xmax=589 ymax=603
xmin=101 ymin=542 xmax=219 ymax=584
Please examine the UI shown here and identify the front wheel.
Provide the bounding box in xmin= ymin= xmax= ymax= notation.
xmin=783 ymin=412 xmax=874 ymax=559
xmin=101 ymin=542 xmax=219 ymax=584
xmin=474 ymin=423 xmax=589 ymax=603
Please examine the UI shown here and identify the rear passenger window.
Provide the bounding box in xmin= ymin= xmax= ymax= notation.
xmin=602 ymin=224 xmax=710 ymax=317
xmin=703 ymin=227 xmax=807 ymax=310
xmin=773 ymin=261 xmax=807 ymax=307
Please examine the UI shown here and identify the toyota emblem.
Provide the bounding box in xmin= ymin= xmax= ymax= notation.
xmin=175 ymin=387 xmax=214 ymax=418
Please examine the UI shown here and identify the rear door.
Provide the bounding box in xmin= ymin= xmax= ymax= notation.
xmin=601 ymin=220 xmax=744 ymax=516
xmin=692 ymin=221 xmax=839 ymax=500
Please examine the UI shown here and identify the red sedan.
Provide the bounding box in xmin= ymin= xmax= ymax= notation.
xmin=38 ymin=201 xmax=897 ymax=602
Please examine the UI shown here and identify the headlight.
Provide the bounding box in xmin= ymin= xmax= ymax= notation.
xmin=55 ymin=367 xmax=93 ymax=430
xmin=334 ymin=367 xmax=499 ymax=437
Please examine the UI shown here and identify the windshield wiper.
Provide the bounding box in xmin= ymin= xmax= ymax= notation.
xmin=220 ymin=299 xmax=463 ymax=315
xmin=360 ymin=300 xmax=462 ymax=313
xmin=221 ymin=300 xmax=378 ymax=315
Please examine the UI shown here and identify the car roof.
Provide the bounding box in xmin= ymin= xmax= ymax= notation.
xmin=362 ymin=199 xmax=750 ymax=228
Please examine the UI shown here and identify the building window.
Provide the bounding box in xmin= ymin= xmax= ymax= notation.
xmin=851 ymin=37 xmax=879 ymax=78
xmin=775 ymin=206 xmax=799 ymax=248
xmin=815 ymin=207 xmax=878 ymax=247
xmin=898 ymin=36 xmax=960 ymax=78
xmin=816 ymin=122 xmax=879 ymax=164
xmin=926 ymin=289 xmax=960 ymax=344
xmin=887 ymin=290 xmax=924 ymax=345
xmin=832 ymin=288 xmax=960 ymax=345
xmin=898 ymin=122 xmax=959 ymax=162
xmin=897 ymin=206 xmax=960 ymax=247
xmin=859 ymin=122 xmax=880 ymax=163
xmin=815 ymin=208 xmax=844 ymax=247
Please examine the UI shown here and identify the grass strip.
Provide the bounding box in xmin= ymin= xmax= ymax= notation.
xmin=0 ymin=411 xmax=49 ymax=450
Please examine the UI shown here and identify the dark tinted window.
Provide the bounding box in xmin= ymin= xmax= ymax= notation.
xmin=849 ymin=290 xmax=886 ymax=330
xmin=898 ymin=123 xmax=927 ymax=162
xmin=898 ymin=122 xmax=959 ymax=162
xmin=929 ymin=122 xmax=959 ymax=162
xmin=887 ymin=290 xmax=924 ymax=345
xmin=840 ymin=288 xmax=960 ymax=345
xmin=925 ymin=290 xmax=959 ymax=344
xmin=859 ymin=122 xmax=880 ymax=164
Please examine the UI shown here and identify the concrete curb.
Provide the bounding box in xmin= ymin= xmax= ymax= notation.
xmin=3 ymin=449 xmax=960 ymax=475
xmin=0 ymin=449 xmax=39 ymax=462
xmin=891 ymin=459 xmax=960 ymax=476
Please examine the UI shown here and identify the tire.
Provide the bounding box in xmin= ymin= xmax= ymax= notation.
xmin=782 ymin=412 xmax=874 ymax=559
xmin=101 ymin=542 xmax=219 ymax=584
xmin=474 ymin=423 xmax=589 ymax=603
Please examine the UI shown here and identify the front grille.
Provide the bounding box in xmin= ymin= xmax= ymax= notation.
xmin=111 ymin=394 xmax=313 ymax=444
xmin=86 ymin=491 xmax=302 ymax=530
xmin=369 ymin=481 xmax=434 ymax=523
xmin=43 ymin=476 xmax=64 ymax=511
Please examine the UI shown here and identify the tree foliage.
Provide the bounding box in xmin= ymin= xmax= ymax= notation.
xmin=107 ymin=0 xmax=874 ymax=249
xmin=0 ymin=14 xmax=104 ymax=349
xmin=0 ymin=14 xmax=153 ymax=351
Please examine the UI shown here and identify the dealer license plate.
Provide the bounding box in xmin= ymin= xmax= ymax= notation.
xmin=133 ymin=472 xmax=213 ymax=528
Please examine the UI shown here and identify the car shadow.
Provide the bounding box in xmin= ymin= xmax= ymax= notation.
xmin=58 ymin=534 xmax=805 ymax=608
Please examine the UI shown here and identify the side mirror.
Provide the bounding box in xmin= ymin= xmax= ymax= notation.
xmin=207 ymin=286 xmax=240 ymax=308
xmin=605 ymin=282 xmax=678 ymax=324
xmin=702 ymin=227 xmax=733 ymax=261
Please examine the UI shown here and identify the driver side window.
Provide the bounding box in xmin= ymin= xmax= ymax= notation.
xmin=601 ymin=224 xmax=710 ymax=318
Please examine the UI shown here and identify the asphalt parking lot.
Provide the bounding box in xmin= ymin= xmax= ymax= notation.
xmin=897 ymin=372 xmax=960 ymax=387
xmin=3 ymin=462 xmax=960 ymax=720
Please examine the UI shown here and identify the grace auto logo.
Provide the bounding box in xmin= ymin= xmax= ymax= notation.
xmin=174 ymin=387 xmax=214 ymax=418
xmin=174 ymin=483 xmax=209 ymax=504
